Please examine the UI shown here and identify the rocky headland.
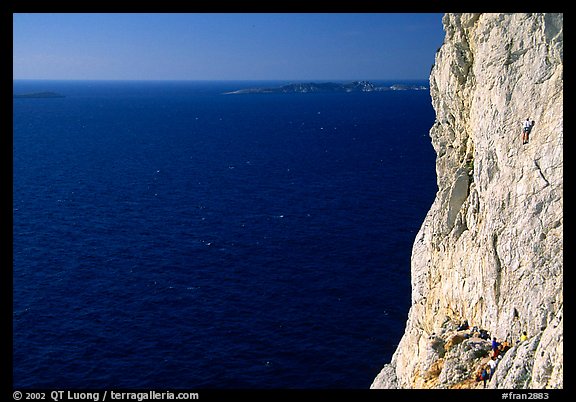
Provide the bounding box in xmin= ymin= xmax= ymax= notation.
xmin=13 ymin=91 xmax=65 ymax=99
xmin=371 ymin=13 xmax=563 ymax=389
xmin=223 ymin=80 xmax=427 ymax=94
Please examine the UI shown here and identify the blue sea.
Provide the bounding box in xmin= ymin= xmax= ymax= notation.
xmin=13 ymin=80 xmax=437 ymax=389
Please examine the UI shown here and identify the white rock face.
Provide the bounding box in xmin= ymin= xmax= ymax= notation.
xmin=371 ymin=13 xmax=562 ymax=389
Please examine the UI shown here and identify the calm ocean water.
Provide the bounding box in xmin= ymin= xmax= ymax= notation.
xmin=13 ymin=80 xmax=437 ymax=389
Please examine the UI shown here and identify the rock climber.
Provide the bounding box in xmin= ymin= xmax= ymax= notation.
xmin=488 ymin=356 xmax=499 ymax=379
xmin=481 ymin=367 xmax=489 ymax=388
xmin=457 ymin=319 xmax=469 ymax=331
xmin=522 ymin=118 xmax=535 ymax=144
xmin=492 ymin=337 xmax=501 ymax=358
xmin=499 ymin=339 xmax=511 ymax=354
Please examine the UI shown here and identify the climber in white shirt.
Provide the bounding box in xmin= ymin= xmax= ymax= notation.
xmin=522 ymin=118 xmax=534 ymax=145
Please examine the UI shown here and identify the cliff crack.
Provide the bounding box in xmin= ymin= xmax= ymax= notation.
xmin=446 ymin=168 xmax=471 ymax=233
xmin=533 ymin=160 xmax=550 ymax=188
xmin=492 ymin=233 xmax=503 ymax=306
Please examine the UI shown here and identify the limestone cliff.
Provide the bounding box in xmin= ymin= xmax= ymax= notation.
xmin=371 ymin=13 xmax=563 ymax=389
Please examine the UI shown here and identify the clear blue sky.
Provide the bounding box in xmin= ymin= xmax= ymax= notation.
xmin=13 ymin=13 xmax=445 ymax=81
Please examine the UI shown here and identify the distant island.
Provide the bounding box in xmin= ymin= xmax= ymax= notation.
xmin=13 ymin=91 xmax=65 ymax=99
xmin=224 ymin=81 xmax=427 ymax=94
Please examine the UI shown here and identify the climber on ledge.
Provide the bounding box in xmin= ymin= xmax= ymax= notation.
xmin=492 ymin=337 xmax=501 ymax=358
xmin=522 ymin=118 xmax=535 ymax=144
xmin=479 ymin=328 xmax=491 ymax=340
xmin=498 ymin=339 xmax=511 ymax=354
xmin=457 ymin=319 xmax=469 ymax=331
xmin=481 ymin=366 xmax=489 ymax=388
xmin=488 ymin=355 xmax=500 ymax=380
